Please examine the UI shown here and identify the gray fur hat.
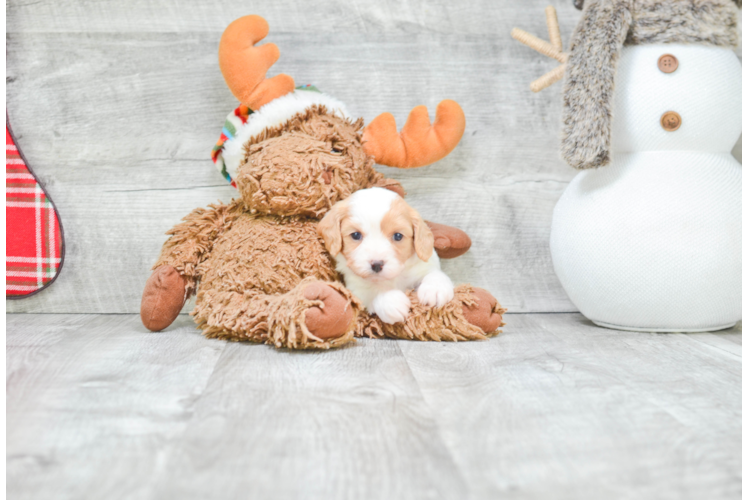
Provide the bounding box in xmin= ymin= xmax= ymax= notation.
xmin=562 ymin=0 xmax=741 ymax=170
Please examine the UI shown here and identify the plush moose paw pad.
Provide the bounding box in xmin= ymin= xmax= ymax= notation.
xmin=417 ymin=271 xmax=454 ymax=308
xmin=461 ymin=288 xmax=505 ymax=334
xmin=371 ymin=289 xmax=412 ymax=324
xmin=141 ymin=265 xmax=187 ymax=332
xmin=303 ymin=282 xmax=355 ymax=340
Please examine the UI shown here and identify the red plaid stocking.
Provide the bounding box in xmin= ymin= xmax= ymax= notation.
xmin=6 ymin=116 xmax=65 ymax=298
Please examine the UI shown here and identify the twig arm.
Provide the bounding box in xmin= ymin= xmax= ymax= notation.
xmin=545 ymin=6 xmax=563 ymax=50
xmin=511 ymin=6 xmax=569 ymax=92
xmin=511 ymin=28 xmax=568 ymax=63
xmin=531 ymin=63 xmax=566 ymax=92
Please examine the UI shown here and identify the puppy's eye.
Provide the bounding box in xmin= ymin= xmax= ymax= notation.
xmin=331 ymin=144 xmax=344 ymax=154
xmin=393 ymin=233 xmax=403 ymax=242
xmin=351 ymin=232 xmax=362 ymax=241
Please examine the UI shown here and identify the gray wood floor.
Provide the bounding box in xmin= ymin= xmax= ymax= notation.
xmin=742 ymin=427 xmax=748 ymax=498
xmin=7 ymin=314 xmax=741 ymax=500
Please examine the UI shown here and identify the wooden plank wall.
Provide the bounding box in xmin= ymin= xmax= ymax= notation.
xmin=733 ymin=8 xmax=748 ymax=165
xmin=6 ymin=0 xmax=740 ymax=314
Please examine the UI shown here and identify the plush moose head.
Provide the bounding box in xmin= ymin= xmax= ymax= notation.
xmin=213 ymin=15 xmax=466 ymax=219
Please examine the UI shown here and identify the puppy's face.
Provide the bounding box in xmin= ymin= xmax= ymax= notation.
xmin=318 ymin=188 xmax=434 ymax=282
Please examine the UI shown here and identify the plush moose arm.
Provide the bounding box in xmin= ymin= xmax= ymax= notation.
xmin=424 ymin=221 xmax=472 ymax=259
xmin=141 ymin=201 xmax=241 ymax=331
xmin=153 ymin=201 xmax=240 ymax=291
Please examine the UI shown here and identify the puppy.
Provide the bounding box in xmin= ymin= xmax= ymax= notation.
xmin=318 ymin=187 xmax=454 ymax=324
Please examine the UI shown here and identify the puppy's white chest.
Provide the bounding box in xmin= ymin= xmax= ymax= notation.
xmin=336 ymin=253 xmax=439 ymax=309
xmin=338 ymin=268 xmax=380 ymax=309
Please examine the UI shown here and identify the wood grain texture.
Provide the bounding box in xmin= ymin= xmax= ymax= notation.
xmin=5 ymin=0 xmax=741 ymax=315
xmin=741 ymin=427 xmax=748 ymax=497
xmin=6 ymin=313 xmax=741 ymax=499
xmin=6 ymin=314 xmax=226 ymax=499
xmin=399 ymin=316 xmax=742 ymax=500
xmin=733 ymin=57 xmax=748 ymax=166
xmin=5 ymin=0 xmax=583 ymax=34
xmin=6 ymin=0 xmax=742 ymax=313
xmin=150 ymin=338 xmax=469 ymax=500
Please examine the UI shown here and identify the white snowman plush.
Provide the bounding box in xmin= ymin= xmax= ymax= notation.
xmin=514 ymin=0 xmax=742 ymax=332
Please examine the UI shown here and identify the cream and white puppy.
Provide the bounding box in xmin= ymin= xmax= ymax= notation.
xmin=318 ymin=187 xmax=454 ymax=324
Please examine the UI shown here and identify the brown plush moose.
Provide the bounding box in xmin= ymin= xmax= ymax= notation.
xmin=140 ymin=15 xmax=505 ymax=349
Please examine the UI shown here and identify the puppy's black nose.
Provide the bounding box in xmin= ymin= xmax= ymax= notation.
xmin=371 ymin=261 xmax=384 ymax=273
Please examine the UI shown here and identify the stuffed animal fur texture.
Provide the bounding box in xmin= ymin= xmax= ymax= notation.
xmin=140 ymin=16 xmax=505 ymax=349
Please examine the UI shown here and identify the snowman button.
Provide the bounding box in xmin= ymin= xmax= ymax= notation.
xmin=660 ymin=111 xmax=682 ymax=132
xmin=658 ymin=54 xmax=679 ymax=73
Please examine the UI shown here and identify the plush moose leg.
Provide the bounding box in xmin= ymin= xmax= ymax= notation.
xmin=193 ymin=278 xmax=363 ymax=349
xmin=141 ymin=265 xmax=188 ymax=332
xmin=356 ymin=285 xmax=506 ymax=341
xmin=141 ymin=202 xmax=243 ymax=332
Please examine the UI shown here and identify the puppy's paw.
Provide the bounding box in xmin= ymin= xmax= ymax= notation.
xmin=417 ymin=271 xmax=454 ymax=308
xmin=371 ymin=289 xmax=412 ymax=324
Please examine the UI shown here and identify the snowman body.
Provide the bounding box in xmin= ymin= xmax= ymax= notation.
xmin=550 ymin=44 xmax=742 ymax=331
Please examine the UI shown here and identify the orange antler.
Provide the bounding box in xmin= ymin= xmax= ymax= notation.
xmin=218 ymin=15 xmax=295 ymax=110
xmin=362 ymin=100 xmax=465 ymax=169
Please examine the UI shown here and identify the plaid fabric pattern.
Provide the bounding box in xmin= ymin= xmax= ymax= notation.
xmin=6 ymin=125 xmax=63 ymax=297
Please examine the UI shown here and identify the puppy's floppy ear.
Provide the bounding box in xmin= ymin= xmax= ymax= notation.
xmin=410 ymin=207 xmax=434 ymax=262
xmin=318 ymin=200 xmax=348 ymax=256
